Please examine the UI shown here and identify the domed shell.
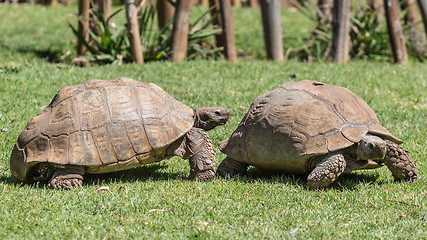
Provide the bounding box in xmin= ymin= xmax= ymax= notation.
xmin=10 ymin=77 xmax=195 ymax=181
xmin=220 ymin=80 xmax=402 ymax=173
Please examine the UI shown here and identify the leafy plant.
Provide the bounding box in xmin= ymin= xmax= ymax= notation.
xmin=70 ymin=7 xmax=132 ymax=64
xmin=70 ymin=3 xmax=222 ymax=65
xmin=283 ymin=1 xmax=333 ymax=62
xmin=349 ymin=7 xmax=391 ymax=61
xmin=285 ymin=2 xmax=392 ymax=62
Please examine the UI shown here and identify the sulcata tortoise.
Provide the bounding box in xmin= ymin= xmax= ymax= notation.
xmin=10 ymin=77 xmax=230 ymax=189
xmin=217 ymin=80 xmax=417 ymax=189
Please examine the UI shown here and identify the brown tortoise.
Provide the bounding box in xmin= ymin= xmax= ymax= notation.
xmin=217 ymin=80 xmax=417 ymax=189
xmin=10 ymin=77 xmax=230 ymax=189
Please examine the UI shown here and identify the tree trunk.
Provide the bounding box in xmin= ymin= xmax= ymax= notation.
xmin=417 ymin=0 xmax=427 ymax=39
xmin=332 ymin=0 xmax=350 ymax=63
xmin=77 ymin=0 xmax=90 ymax=57
xmin=384 ymin=0 xmax=408 ymax=64
xmin=209 ymin=0 xmax=238 ymax=61
xmin=157 ymin=0 xmax=175 ymax=30
xmin=171 ymin=0 xmax=192 ymax=61
xmin=125 ymin=0 xmax=144 ymax=63
xmin=260 ymin=0 xmax=284 ymax=61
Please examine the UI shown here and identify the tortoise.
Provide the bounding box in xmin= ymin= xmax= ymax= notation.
xmin=217 ymin=80 xmax=417 ymax=189
xmin=10 ymin=77 xmax=230 ymax=189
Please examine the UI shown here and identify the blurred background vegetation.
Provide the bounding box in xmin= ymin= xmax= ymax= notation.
xmin=1 ymin=0 xmax=426 ymax=65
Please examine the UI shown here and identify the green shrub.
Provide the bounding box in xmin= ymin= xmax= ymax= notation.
xmin=284 ymin=2 xmax=413 ymax=62
xmin=70 ymin=3 xmax=222 ymax=65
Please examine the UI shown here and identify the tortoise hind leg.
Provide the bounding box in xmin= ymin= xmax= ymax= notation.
xmin=217 ymin=157 xmax=249 ymax=178
xmin=382 ymin=140 xmax=417 ymax=182
xmin=307 ymin=152 xmax=346 ymax=189
xmin=48 ymin=166 xmax=85 ymax=190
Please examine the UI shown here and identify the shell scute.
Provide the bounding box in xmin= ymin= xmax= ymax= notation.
xmin=90 ymin=126 xmax=117 ymax=165
xmin=106 ymin=87 xmax=140 ymax=122
xmin=49 ymin=135 xmax=69 ymax=164
xmin=43 ymin=99 xmax=78 ymax=136
xmin=76 ymin=89 xmax=108 ymax=131
xmin=25 ymin=135 xmax=49 ymax=164
xmin=106 ymin=122 xmax=136 ymax=161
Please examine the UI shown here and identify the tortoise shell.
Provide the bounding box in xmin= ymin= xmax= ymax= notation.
xmin=219 ymin=80 xmax=402 ymax=174
xmin=10 ymin=77 xmax=194 ymax=181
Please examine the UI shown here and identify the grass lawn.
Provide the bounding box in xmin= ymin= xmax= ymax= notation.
xmin=0 ymin=3 xmax=426 ymax=239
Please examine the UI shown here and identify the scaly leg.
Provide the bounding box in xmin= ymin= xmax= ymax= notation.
xmin=382 ymin=140 xmax=417 ymax=182
xmin=217 ymin=157 xmax=249 ymax=178
xmin=48 ymin=166 xmax=85 ymax=190
xmin=307 ymin=153 xmax=346 ymax=189
xmin=171 ymin=127 xmax=217 ymax=181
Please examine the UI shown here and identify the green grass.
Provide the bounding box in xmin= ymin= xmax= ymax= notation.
xmin=1 ymin=3 xmax=426 ymax=239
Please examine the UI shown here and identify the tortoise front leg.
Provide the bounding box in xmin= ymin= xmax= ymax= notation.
xmin=307 ymin=152 xmax=346 ymax=189
xmin=171 ymin=127 xmax=217 ymax=181
xmin=382 ymin=140 xmax=417 ymax=182
xmin=48 ymin=166 xmax=85 ymax=190
xmin=217 ymin=157 xmax=249 ymax=178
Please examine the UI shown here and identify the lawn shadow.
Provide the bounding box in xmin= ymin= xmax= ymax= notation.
xmin=228 ymin=167 xmax=384 ymax=191
xmin=16 ymin=47 xmax=65 ymax=63
xmin=0 ymin=162 xmax=189 ymax=189
xmin=84 ymin=163 xmax=186 ymax=186
xmin=0 ymin=42 xmax=67 ymax=63
xmin=0 ymin=174 xmax=21 ymax=185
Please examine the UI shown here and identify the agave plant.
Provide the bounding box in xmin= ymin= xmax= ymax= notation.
xmin=70 ymin=7 xmax=132 ymax=64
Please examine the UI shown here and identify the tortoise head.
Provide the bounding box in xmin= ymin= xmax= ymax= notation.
xmin=194 ymin=107 xmax=230 ymax=131
xmin=356 ymin=135 xmax=386 ymax=160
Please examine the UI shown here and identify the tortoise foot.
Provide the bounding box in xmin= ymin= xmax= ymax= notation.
xmin=383 ymin=140 xmax=417 ymax=182
xmin=189 ymin=169 xmax=216 ymax=181
xmin=307 ymin=153 xmax=346 ymax=189
xmin=217 ymin=157 xmax=248 ymax=178
xmin=48 ymin=167 xmax=85 ymax=190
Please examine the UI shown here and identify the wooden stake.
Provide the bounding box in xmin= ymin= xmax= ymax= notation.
xmin=418 ymin=0 xmax=427 ymax=38
xmin=248 ymin=0 xmax=258 ymax=8
xmin=209 ymin=0 xmax=238 ymax=61
xmin=369 ymin=0 xmax=384 ymax=24
xmin=125 ymin=0 xmax=144 ymax=63
xmin=219 ymin=0 xmax=237 ymax=61
xmin=402 ymin=0 xmax=426 ymax=54
xmin=171 ymin=0 xmax=192 ymax=61
xmin=77 ymin=0 xmax=90 ymax=56
xmin=332 ymin=0 xmax=350 ymax=63
xmin=99 ymin=0 xmax=111 ymax=20
xmin=157 ymin=0 xmax=175 ymax=30
xmin=260 ymin=0 xmax=284 ymax=61
xmin=199 ymin=0 xmax=209 ymax=6
xmin=231 ymin=0 xmax=241 ymax=7
xmin=384 ymin=0 xmax=408 ymax=64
